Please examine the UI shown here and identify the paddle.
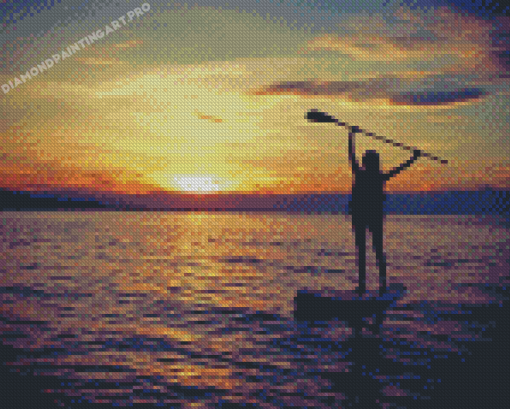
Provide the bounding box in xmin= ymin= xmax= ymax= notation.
xmin=306 ymin=109 xmax=448 ymax=164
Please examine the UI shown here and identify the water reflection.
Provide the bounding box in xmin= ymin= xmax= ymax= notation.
xmin=1 ymin=213 xmax=509 ymax=408
xmin=294 ymin=283 xmax=509 ymax=408
xmin=1 ymin=286 xmax=509 ymax=408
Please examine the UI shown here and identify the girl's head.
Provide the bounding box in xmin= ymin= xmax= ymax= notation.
xmin=362 ymin=150 xmax=380 ymax=172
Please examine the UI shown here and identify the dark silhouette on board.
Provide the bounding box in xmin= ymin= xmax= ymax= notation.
xmin=348 ymin=127 xmax=421 ymax=297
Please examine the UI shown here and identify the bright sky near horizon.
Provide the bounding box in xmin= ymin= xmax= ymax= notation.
xmin=1 ymin=0 xmax=509 ymax=195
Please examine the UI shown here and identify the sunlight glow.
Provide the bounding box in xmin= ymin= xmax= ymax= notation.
xmin=173 ymin=175 xmax=233 ymax=193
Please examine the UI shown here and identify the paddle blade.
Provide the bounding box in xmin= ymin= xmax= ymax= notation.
xmin=306 ymin=110 xmax=336 ymax=123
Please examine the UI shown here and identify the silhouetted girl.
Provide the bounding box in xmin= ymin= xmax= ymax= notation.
xmin=348 ymin=128 xmax=421 ymax=296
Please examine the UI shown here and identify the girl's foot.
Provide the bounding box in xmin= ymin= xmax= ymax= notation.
xmin=355 ymin=286 xmax=366 ymax=297
xmin=379 ymin=287 xmax=393 ymax=298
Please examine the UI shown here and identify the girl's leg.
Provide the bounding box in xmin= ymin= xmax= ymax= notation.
xmin=354 ymin=223 xmax=366 ymax=296
xmin=370 ymin=221 xmax=387 ymax=296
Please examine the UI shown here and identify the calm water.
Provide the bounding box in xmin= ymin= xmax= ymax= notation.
xmin=1 ymin=212 xmax=509 ymax=408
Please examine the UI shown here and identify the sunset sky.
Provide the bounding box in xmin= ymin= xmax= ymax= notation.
xmin=1 ymin=0 xmax=509 ymax=196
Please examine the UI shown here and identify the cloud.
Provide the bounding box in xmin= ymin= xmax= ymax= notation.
xmin=250 ymin=5 xmax=508 ymax=108
xmin=250 ymin=79 xmax=487 ymax=107
xmin=301 ymin=5 xmax=506 ymax=75
xmin=252 ymin=80 xmax=366 ymax=97
xmin=389 ymin=88 xmax=486 ymax=106
xmin=489 ymin=16 xmax=510 ymax=75
xmin=302 ymin=33 xmax=451 ymax=62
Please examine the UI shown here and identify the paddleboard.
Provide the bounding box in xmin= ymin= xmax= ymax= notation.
xmin=294 ymin=283 xmax=405 ymax=325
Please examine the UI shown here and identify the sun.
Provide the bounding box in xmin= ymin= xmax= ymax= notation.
xmin=173 ymin=175 xmax=233 ymax=193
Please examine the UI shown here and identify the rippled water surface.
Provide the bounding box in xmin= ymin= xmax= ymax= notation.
xmin=1 ymin=212 xmax=509 ymax=408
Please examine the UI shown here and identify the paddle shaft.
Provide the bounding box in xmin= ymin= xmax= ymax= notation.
xmin=307 ymin=110 xmax=448 ymax=165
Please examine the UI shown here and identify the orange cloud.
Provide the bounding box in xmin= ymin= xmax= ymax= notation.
xmin=0 ymin=163 xmax=162 ymax=195
xmin=195 ymin=111 xmax=224 ymax=123
xmin=0 ymin=133 xmax=164 ymax=195
xmin=302 ymin=33 xmax=434 ymax=61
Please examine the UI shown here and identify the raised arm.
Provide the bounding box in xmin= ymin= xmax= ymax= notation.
xmin=348 ymin=128 xmax=361 ymax=174
xmin=383 ymin=150 xmax=421 ymax=181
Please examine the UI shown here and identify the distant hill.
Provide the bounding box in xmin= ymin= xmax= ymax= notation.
xmin=0 ymin=189 xmax=110 ymax=211
xmin=1 ymin=188 xmax=508 ymax=216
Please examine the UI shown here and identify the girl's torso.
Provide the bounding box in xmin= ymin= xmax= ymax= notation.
xmin=350 ymin=170 xmax=385 ymax=214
